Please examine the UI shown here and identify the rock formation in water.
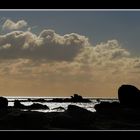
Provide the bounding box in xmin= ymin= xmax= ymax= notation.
xmin=52 ymin=106 xmax=65 ymax=111
xmin=48 ymin=94 xmax=91 ymax=103
xmin=14 ymin=100 xmax=49 ymax=110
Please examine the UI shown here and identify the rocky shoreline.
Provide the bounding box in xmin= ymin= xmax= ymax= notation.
xmin=0 ymin=85 xmax=140 ymax=130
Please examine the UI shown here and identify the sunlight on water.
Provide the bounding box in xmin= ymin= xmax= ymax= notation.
xmin=8 ymin=101 xmax=96 ymax=112
xmin=8 ymin=98 xmax=117 ymax=113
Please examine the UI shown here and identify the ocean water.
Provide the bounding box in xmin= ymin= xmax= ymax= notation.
xmin=6 ymin=97 xmax=118 ymax=113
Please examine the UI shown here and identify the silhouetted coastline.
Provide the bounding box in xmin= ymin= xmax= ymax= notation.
xmin=0 ymin=85 xmax=140 ymax=130
xmin=27 ymin=94 xmax=91 ymax=103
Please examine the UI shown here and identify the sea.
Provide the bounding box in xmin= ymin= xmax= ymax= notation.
xmin=4 ymin=96 xmax=118 ymax=113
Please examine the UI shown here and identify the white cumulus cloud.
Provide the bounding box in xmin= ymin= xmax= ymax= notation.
xmin=2 ymin=19 xmax=27 ymax=31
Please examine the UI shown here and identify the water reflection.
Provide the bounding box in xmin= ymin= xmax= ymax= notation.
xmin=8 ymin=100 xmax=96 ymax=112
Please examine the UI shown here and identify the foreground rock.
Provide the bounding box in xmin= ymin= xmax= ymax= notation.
xmin=94 ymin=101 xmax=121 ymax=114
xmin=93 ymin=84 xmax=140 ymax=129
xmin=50 ymin=105 xmax=95 ymax=129
xmin=0 ymin=104 xmax=96 ymax=130
xmin=118 ymin=84 xmax=140 ymax=107
xmin=66 ymin=105 xmax=93 ymax=116
xmin=1 ymin=101 xmax=140 ymax=129
xmin=1 ymin=84 xmax=140 ymax=129
xmin=0 ymin=97 xmax=8 ymax=109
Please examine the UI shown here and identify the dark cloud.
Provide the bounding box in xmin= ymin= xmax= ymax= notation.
xmin=0 ymin=30 xmax=89 ymax=61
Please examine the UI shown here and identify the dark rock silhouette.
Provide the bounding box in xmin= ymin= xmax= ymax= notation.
xmin=29 ymin=103 xmax=49 ymax=110
xmin=0 ymin=97 xmax=8 ymax=109
xmin=14 ymin=100 xmax=26 ymax=109
xmin=92 ymin=84 xmax=140 ymax=129
xmin=94 ymin=101 xmax=121 ymax=114
xmin=51 ymin=105 xmax=95 ymax=129
xmin=96 ymin=99 xmax=100 ymax=103
xmin=52 ymin=106 xmax=65 ymax=111
xmin=48 ymin=94 xmax=91 ymax=103
xmin=31 ymin=98 xmax=46 ymax=102
xmin=71 ymin=94 xmax=82 ymax=101
xmin=27 ymin=98 xmax=32 ymax=102
xmin=118 ymin=84 xmax=140 ymax=107
xmin=2 ymin=84 xmax=140 ymax=130
xmin=49 ymin=98 xmax=63 ymax=102
xmin=70 ymin=94 xmax=91 ymax=102
xmin=14 ymin=100 xmax=49 ymax=110
xmin=66 ymin=105 xmax=93 ymax=116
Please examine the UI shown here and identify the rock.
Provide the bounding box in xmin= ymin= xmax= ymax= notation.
xmin=52 ymin=106 xmax=65 ymax=111
xmin=48 ymin=94 xmax=91 ymax=103
xmin=51 ymin=105 xmax=94 ymax=129
xmin=14 ymin=100 xmax=26 ymax=109
xmin=14 ymin=100 xmax=49 ymax=110
xmin=70 ymin=94 xmax=91 ymax=102
xmin=71 ymin=94 xmax=82 ymax=100
xmin=0 ymin=97 xmax=8 ymax=109
xmin=94 ymin=101 xmax=121 ymax=113
xmin=49 ymin=98 xmax=63 ymax=102
xmin=32 ymin=98 xmax=46 ymax=102
xmin=27 ymin=98 xmax=32 ymax=102
xmin=66 ymin=105 xmax=93 ymax=117
xmin=96 ymin=99 xmax=100 ymax=103
xmin=29 ymin=103 xmax=49 ymax=110
xmin=118 ymin=85 xmax=140 ymax=107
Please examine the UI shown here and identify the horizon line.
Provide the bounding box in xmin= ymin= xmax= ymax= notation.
xmin=3 ymin=96 xmax=118 ymax=99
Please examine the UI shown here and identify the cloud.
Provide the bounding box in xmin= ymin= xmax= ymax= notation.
xmin=0 ymin=30 xmax=89 ymax=60
xmin=0 ymin=29 xmax=138 ymax=79
xmin=75 ymin=40 xmax=130 ymax=69
xmin=0 ymin=24 xmax=140 ymax=96
xmin=2 ymin=19 xmax=27 ymax=31
xmin=0 ymin=39 xmax=136 ymax=79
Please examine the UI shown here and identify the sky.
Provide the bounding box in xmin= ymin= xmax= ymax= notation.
xmin=0 ymin=9 xmax=140 ymax=97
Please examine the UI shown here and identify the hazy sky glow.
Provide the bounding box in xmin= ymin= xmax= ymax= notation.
xmin=0 ymin=10 xmax=140 ymax=97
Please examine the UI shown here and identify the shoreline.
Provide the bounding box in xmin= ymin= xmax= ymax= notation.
xmin=1 ymin=85 xmax=140 ymax=130
xmin=0 ymin=103 xmax=140 ymax=130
